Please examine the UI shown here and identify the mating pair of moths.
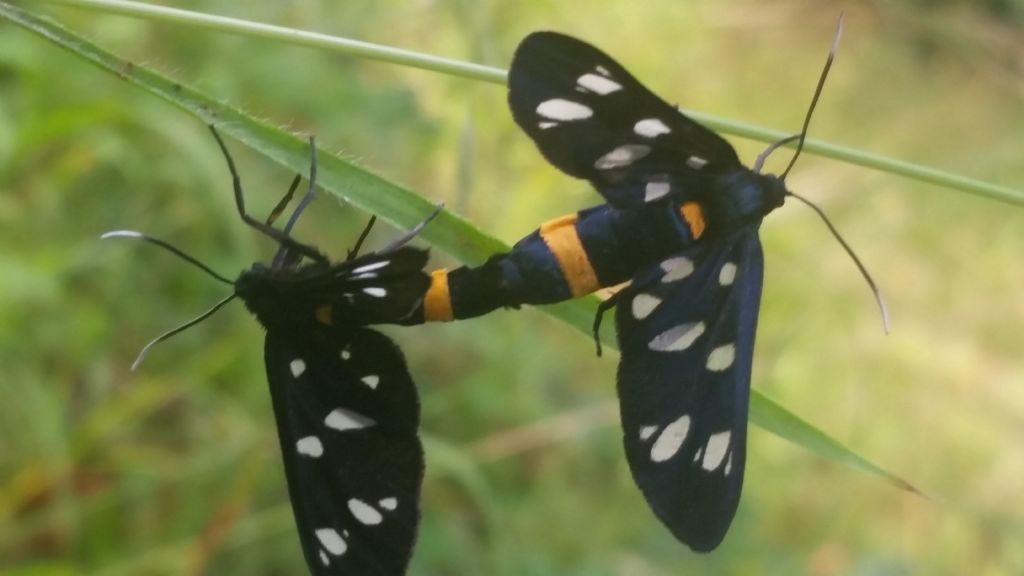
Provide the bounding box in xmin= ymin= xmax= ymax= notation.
xmin=111 ymin=26 xmax=866 ymax=575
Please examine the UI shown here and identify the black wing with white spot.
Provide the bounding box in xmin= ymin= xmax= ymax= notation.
xmin=325 ymin=248 xmax=432 ymax=326
xmin=614 ymin=226 xmax=763 ymax=552
xmin=508 ymin=31 xmax=743 ymax=208
xmin=265 ymin=325 xmax=423 ymax=575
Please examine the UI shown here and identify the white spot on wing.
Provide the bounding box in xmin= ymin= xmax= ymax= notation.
xmin=352 ymin=260 xmax=390 ymax=274
xmin=363 ymin=287 xmax=387 ymax=298
xmin=725 ymin=453 xmax=733 ymax=476
xmin=315 ymin=528 xmax=347 ymax=556
xmin=634 ymin=118 xmax=671 ymax=138
xmin=539 ymin=121 xmax=557 ymax=129
xmin=639 ymin=425 xmax=658 ymax=441
xmin=351 ymin=272 xmax=377 ymax=280
xmin=701 ymin=431 xmax=731 ymax=471
xmin=348 ymin=498 xmax=384 ymax=525
xmin=594 ymin=144 xmax=651 ymax=170
xmin=289 ymin=359 xmax=306 ymax=378
xmin=361 ymin=374 xmax=380 ymax=389
xmin=595 ymin=65 xmax=610 ymax=75
xmin=644 ymin=181 xmax=670 ymax=202
xmin=649 ymin=322 xmax=705 ymax=352
xmin=379 ymin=497 xmax=398 ymax=511
xmin=660 ymin=256 xmax=694 ymax=282
xmin=686 ymin=156 xmax=708 ymax=169
xmin=650 ymin=415 xmax=691 ymax=462
xmin=577 ymin=72 xmax=622 ymax=94
xmin=340 ymin=347 xmax=351 ymax=360
xmin=706 ymin=344 xmax=736 ymax=372
xmin=319 ymin=549 xmax=329 ymax=566
xmin=536 ymin=99 xmax=593 ymax=121
xmin=296 ymin=436 xmax=324 ymax=458
xmin=325 ymin=408 xmax=376 ymax=431
xmin=719 ymin=262 xmax=737 ymax=286
xmin=631 ymin=293 xmax=661 ymax=320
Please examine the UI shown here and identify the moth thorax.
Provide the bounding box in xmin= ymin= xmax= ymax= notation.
xmin=709 ymin=170 xmax=787 ymax=229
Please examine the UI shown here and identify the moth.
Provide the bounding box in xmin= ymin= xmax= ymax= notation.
xmin=399 ymin=19 xmax=881 ymax=552
xmin=106 ymin=126 xmax=439 ymax=574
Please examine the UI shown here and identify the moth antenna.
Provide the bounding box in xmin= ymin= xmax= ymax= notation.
xmin=102 ymin=230 xmax=233 ymax=285
xmin=130 ymin=294 xmax=237 ymax=371
xmin=788 ymin=192 xmax=890 ymax=334
xmin=377 ymin=203 xmax=445 ymax=254
xmin=780 ymin=12 xmax=844 ymax=179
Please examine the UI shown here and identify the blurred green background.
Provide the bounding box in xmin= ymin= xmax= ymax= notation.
xmin=1 ymin=1 xmax=1022 ymax=574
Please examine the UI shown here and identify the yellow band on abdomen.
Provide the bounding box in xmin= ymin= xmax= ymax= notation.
xmin=538 ymin=213 xmax=600 ymax=298
xmin=680 ymin=202 xmax=706 ymax=239
xmin=423 ymin=269 xmax=454 ymax=322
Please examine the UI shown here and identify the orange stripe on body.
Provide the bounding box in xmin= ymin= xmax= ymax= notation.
xmin=680 ymin=202 xmax=706 ymax=239
xmin=538 ymin=213 xmax=600 ymax=298
xmin=423 ymin=269 xmax=454 ymax=322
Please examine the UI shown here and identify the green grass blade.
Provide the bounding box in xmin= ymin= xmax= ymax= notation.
xmin=0 ymin=1 xmax=919 ymax=494
xmin=40 ymin=0 xmax=508 ymax=83
xmin=36 ymin=0 xmax=1024 ymax=206
xmin=751 ymin=394 xmax=923 ymax=495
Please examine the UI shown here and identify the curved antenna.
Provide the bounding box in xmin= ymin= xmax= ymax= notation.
xmin=102 ymin=230 xmax=233 ymax=285
xmin=788 ymin=192 xmax=890 ymax=333
xmin=130 ymin=293 xmax=237 ymax=371
xmin=780 ymin=12 xmax=845 ymax=179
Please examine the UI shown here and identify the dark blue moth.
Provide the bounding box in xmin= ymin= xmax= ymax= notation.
xmin=107 ymin=127 xmax=436 ymax=575
xmin=394 ymin=26 xmax=858 ymax=552
xmin=508 ymin=31 xmax=782 ymax=552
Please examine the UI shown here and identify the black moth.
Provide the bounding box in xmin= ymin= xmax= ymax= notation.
xmin=504 ymin=25 xmax=870 ymax=552
xmin=393 ymin=20 xmax=873 ymax=554
xmin=506 ymin=30 xmax=786 ymax=552
xmin=106 ymin=126 xmax=437 ymax=575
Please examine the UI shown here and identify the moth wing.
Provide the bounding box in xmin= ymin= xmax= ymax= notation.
xmin=614 ymin=227 xmax=763 ymax=551
xmin=265 ymin=325 xmax=423 ymax=575
xmin=508 ymin=31 xmax=743 ymax=208
xmin=327 ymin=247 xmax=432 ymax=325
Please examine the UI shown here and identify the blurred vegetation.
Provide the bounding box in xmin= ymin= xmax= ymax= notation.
xmin=1 ymin=1 xmax=1022 ymax=575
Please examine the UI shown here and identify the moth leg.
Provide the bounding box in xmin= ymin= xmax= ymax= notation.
xmin=207 ymin=125 xmax=328 ymax=265
xmin=267 ymin=173 xmax=303 ymax=270
xmin=278 ymin=135 xmax=318 ymax=238
xmin=376 ymin=203 xmax=445 ymax=255
xmin=346 ymin=216 xmax=377 ymax=261
xmin=265 ymin=174 xmax=302 ymax=226
xmin=593 ymin=288 xmax=628 ymax=357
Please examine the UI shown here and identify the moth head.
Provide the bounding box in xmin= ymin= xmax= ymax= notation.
xmin=233 ymin=263 xmax=317 ymax=331
xmin=759 ymin=173 xmax=788 ymax=212
xmin=706 ymin=170 xmax=787 ymax=229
